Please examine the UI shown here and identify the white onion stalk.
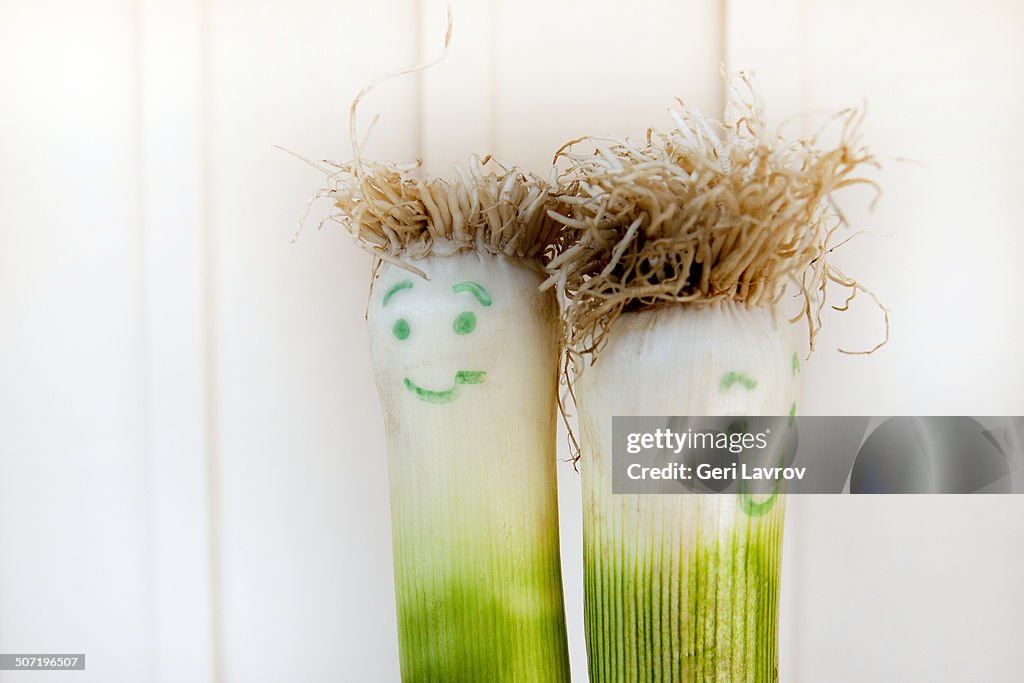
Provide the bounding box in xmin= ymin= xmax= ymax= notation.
xmin=576 ymin=303 xmax=797 ymax=681
xmin=367 ymin=251 xmax=569 ymax=680
xmin=546 ymin=74 xmax=883 ymax=681
xmin=310 ymin=148 xmax=571 ymax=679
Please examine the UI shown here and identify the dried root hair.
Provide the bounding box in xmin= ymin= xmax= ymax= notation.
xmin=543 ymin=72 xmax=889 ymax=360
xmin=319 ymin=155 xmax=559 ymax=278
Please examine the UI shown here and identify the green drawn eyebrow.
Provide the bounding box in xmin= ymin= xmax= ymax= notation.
xmin=452 ymin=281 xmax=492 ymax=307
xmin=383 ymin=280 xmax=413 ymax=307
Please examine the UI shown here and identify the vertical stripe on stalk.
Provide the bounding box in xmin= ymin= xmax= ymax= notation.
xmin=583 ymin=495 xmax=785 ymax=682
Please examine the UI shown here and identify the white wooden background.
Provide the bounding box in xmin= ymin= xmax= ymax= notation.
xmin=2 ymin=0 xmax=1023 ymax=681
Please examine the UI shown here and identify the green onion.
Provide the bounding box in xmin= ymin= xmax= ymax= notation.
xmin=324 ymin=153 xmax=571 ymax=681
xmin=545 ymin=73 xmax=883 ymax=681
xmin=575 ymin=304 xmax=795 ymax=681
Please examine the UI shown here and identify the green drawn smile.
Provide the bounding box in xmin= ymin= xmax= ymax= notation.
xmin=403 ymin=371 xmax=487 ymax=404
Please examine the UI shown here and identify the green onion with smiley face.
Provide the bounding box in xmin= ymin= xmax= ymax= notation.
xmin=321 ymin=143 xmax=570 ymax=681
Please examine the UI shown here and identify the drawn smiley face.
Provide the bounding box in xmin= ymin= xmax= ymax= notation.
xmin=382 ymin=278 xmax=493 ymax=404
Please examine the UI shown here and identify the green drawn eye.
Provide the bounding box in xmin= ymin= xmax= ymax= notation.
xmin=453 ymin=311 xmax=476 ymax=335
xmin=393 ymin=318 xmax=410 ymax=340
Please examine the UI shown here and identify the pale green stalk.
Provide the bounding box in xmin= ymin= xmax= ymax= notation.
xmin=576 ymin=302 xmax=798 ymax=682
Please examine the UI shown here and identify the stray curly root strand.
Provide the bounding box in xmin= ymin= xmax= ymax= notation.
xmin=290 ymin=7 xmax=559 ymax=274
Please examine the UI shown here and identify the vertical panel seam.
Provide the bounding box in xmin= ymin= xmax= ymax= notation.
xmin=487 ymin=0 xmax=499 ymax=157
xmin=200 ymin=0 xmax=225 ymax=680
xmin=133 ymin=0 xmax=158 ymax=680
xmin=719 ymin=0 xmax=729 ymax=114
xmin=414 ymin=0 xmax=425 ymax=164
xmin=801 ymin=0 xmax=811 ymax=125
